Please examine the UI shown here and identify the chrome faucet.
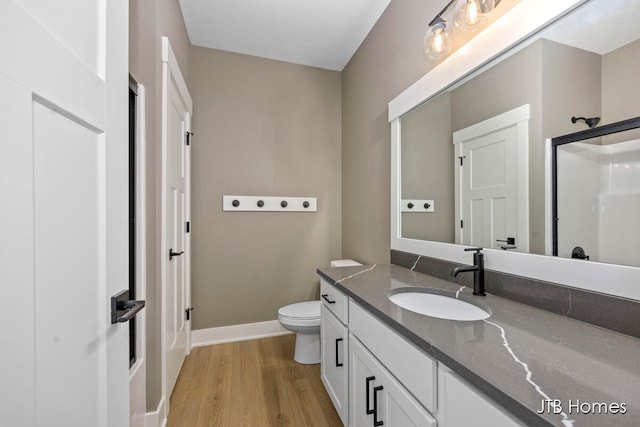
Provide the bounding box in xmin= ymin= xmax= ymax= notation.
xmin=451 ymin=247 xmax=485 ymax=296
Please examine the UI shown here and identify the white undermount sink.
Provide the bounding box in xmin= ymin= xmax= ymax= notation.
xmin=389 ymin=289 xmax=491 ymax=321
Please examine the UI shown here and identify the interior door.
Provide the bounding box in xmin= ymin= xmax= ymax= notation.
xmin=0 ymin=1 xmax=129 ymax=426
xmin=162 ymin=37 xmax=193 ymax=409
xmin=459 ymin=126 xmax=518 ymax=250
xmin=454 ymin=105 xmax=530 ymax=253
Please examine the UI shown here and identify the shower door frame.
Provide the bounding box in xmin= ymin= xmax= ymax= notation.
xmin=551 ymin=116 xmax=640 ymax=257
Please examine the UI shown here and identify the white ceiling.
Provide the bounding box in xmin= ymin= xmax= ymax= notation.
xmin=541 ymin=0 xmax=640 ymax=54
xmin=178 ymin=0 xmax=392 ymax=71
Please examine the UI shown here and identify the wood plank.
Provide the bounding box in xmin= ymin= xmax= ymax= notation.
xmin=167 ymin=334 xmax=342 ymax=427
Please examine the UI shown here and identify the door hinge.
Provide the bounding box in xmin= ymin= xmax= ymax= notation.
xmin=186 ymin=131 xmax=193 ymax=146
xmin=459 ymin=155 xmax=466 ymax=166
xmin=460 ymin=220 xmax=464 ymax=228
xmin=186 ymin=221 xmax=190 ymax=233
xmin=185 ymin=307 xmax=194 ymax=321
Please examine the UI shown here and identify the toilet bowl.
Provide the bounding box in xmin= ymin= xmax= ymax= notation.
xmin=278 ymin=259 xmax=362 ymax=364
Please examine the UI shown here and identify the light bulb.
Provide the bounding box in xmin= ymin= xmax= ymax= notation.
xmin=455 ymin=0 xmax=487 ymax=32
xmin=433 ymin=28 xmax=445 ymax=53
xmin=424 ymin=19 xmax=451 ymax=61
xmin=467 ymin=0 xmax=480 ymax=25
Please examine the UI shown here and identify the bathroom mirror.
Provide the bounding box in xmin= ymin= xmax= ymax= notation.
xmin=390 ymin=0 xmax=640 ymax=301
xmin=398 ymin=0 xmax=640 ymax=266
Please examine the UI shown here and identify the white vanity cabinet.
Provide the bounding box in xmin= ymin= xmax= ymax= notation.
xmin=349 ymin=335 xmax=437 ymax=427
xmin=319 ymin=279 xmax=524 ymax=427
xmin=320 ymin=279 xmax=349 ymax=424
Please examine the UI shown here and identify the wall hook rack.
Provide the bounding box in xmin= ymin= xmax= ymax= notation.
xmin=223 ymin=195 xmax=317 ymax=212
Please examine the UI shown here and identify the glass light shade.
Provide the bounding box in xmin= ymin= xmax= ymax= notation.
xmin=424 ymin=21 xmax=452 ymax=61
xmin=455 ymin=0 xmax=487 ymax=32
xmin=479 ymin=0 xmax=498 ymax=14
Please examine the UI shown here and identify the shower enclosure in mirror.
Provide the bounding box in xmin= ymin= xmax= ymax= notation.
xmin=552 ymin=117 xmax=640 ymax=268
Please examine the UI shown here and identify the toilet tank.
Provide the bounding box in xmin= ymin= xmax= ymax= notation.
xmin=330 ymin=259 xmax=362 ymax=267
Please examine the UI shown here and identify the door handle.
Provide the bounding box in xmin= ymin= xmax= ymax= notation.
xmin=496 ymin=237 xmax=515 ymax=245
xmin=321 ymin=294 xmax=336 ymax=304
xmin=366 ymin=376 xmax=376 ymax=415
xmin=169 ymin=248 xmax=184 ymax=261
xmin=373 ymin=385 xmax=384 ymax=426
xmin=111 ymin=289 xmax=145 ymax=324
xmin=335 ymin=338 xmax=343 ymax=367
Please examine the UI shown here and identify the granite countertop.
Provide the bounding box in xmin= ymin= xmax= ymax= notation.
xmin=317 ymin=264 xmax=640 ymax=427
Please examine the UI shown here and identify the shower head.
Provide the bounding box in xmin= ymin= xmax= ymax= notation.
xmin=571 ymin=116 xmax=601 ymax=128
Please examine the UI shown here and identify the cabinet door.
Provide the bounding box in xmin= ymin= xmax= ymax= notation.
xmin=321 ymin=305 xmax=348 ymax=425
xmin=379 ymin=366 xmax=437 ymax=427
xmin=349 ymin=334 xmax=380 ymax=427
xmin=350 ymin=335 xmax=437 ymax=427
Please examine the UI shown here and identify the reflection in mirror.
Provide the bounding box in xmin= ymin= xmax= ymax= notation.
xmin=553 ymin=119 xmax=640 ymax=268
xmin=399 ymin=0 xmax=640 ymax=266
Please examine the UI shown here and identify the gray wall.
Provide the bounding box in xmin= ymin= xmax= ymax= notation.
xmin=129 ymin=0 xmax=191 ymax=411
xmin=342 ymin=0 xmax=434 ymax=264
xmin=189 ymin=47 xmax=342 ymax=329
xmin=401 ymin=92 xmax=453 ymax=242
xmin=602 ymin=39 xmax=640 ymax=144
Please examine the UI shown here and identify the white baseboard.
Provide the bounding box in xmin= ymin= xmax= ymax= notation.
xmin=144 ymin=397 xmax=166 ymax=427
xmin=191 ymin=320 xmax=292 ymax=348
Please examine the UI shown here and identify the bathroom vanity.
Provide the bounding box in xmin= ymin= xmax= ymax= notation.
xmin=317 ymin=264 xmax=640 ymax=427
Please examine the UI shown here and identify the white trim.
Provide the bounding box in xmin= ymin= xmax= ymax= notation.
xmin=161 ymin=37 xmax=193 ymax=112
xmin=185 ymin=111 xmax=192 ymax=353
xmin=191 ymin=321 xmax=292 ymax=348
xmin=390 ymin=118 xmax=402 ymax=250
xmin=129 ymin=83 xmax=147 ymax=427
xmin=452 ymin=105 xmax=530 ymax=252
xmin=388 ymin=0 xmax=586 ymax=121
xmin=389 ymin=0 xmax=640 ymax=302
xmin=160 ymin=36 xmax=193 ymax=421
xmin=143 ymin=397 xmax=166 ymax=427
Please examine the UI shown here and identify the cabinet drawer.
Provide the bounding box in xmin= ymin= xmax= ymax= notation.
xmin=321 ymin=279 xmax=348 ymax=324
xmin=350 ymin=300 xmax=437 ymax=414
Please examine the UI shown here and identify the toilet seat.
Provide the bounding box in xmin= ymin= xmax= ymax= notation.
xmin=278 ymin=300 xmax=320 ymax=319
xmin=278 ymin=301 xmax=320 ymax=327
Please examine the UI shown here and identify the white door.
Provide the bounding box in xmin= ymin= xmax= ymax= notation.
xmin=0 ymin=1 xmax=129 ymax=427
xmin=459 ymin=126 xmax=518 ymax=249
xmin=162 ymin=37 xmax=193 ymax=411
xmin=454 ymin=105 xmax=530 ymax=252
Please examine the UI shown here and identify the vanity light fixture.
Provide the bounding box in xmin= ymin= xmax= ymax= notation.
xmin=424 ymin=0 xmax=503 ymax=61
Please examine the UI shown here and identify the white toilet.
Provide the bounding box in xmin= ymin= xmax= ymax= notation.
xmin=278 ymin=259 xmax=362 ymax=364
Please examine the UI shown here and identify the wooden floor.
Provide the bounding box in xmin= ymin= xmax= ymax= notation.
xmin=167 ymin=334 xmax=343 ymax=427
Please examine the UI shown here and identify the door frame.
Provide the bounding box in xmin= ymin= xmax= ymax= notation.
xmin=129 ymin=79 xmax=148 ymax=427
xmin=453 ymin=104 xmax=530 ymax=252
xmin=160 ymin=36 xmax=193 ymax=420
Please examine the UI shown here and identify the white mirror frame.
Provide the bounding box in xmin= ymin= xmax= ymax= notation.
xmin=389 ymin=0 xmax=640 ymax=301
